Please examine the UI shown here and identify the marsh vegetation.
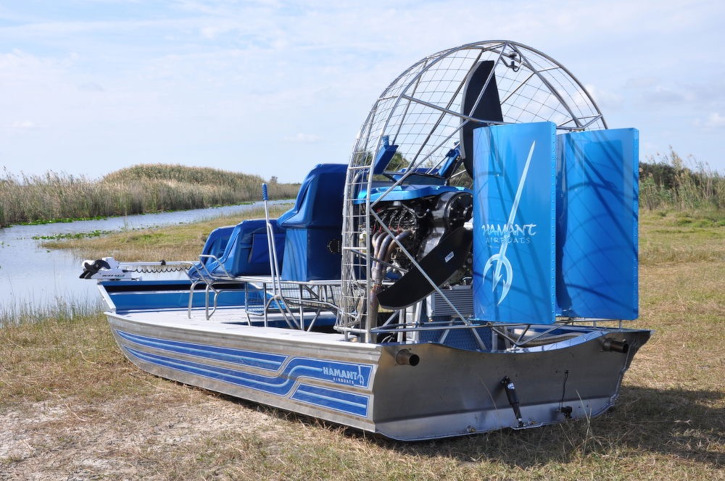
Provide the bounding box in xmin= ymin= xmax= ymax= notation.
xmin=0 ymin=164 xmax=299 ymax=227
xmin=639 ymin=149 xmax=724 ymax=212
xmin=38 ymin=204 xmax=293 ymax=263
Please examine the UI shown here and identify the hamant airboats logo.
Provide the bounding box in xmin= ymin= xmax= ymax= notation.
xmin=482 ymin=141 xmax=537 ymax=305
xmin=321 ymin=364 xmax=367 ymax=386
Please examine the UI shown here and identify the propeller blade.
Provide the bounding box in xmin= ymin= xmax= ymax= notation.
xmin=460 ymin=60 xmax=504 ymax=177
xmin=377 ymin=227 xmax=472 ymax=309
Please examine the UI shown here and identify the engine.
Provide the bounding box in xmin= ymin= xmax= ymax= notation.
xmin=371 ymin=190 xmax=473 ymax=285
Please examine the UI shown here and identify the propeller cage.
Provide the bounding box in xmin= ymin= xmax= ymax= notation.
xmin=337 ymin=40 xmax=606 ymax=338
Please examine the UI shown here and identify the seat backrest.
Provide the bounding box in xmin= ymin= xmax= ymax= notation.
xmin=279 ymin=164 xmax=348 ymax=281
xmin=198 ymin=225 xmax=235 ymax=265
xmin=189 ymin=219 xmax=285 ymax=278
xmin=279 ymin=164 xmax=348 ymax=229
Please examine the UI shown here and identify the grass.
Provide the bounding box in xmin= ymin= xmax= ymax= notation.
xmin=639 ymin=209 xmax=725 ymax=266
xmin=1 ymin=210 xmax=723 ymax=479
xmin=0 ymin=165 xmax=299 ymax=227
xmin=640 ymin=149 xmax=725 ymax=212
xmin=39 ymin=204 xmax=292 ymax=262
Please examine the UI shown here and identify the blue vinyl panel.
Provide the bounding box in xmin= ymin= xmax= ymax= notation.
xmin=472 ymin=122 xmax=557 ymax=324
xmin=556 ymin=129 xmax=639 ymax=320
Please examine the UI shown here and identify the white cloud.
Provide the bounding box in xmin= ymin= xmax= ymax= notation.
xmin=697 ymin=112 xmax=725 ymax=129
xmin=585 ymin=84 xmax=623 ymax=110
xmin=78 ymin=82 xmax=104 ymax=92
xmin=625 ymin=77 xmax=657 ymax=89
xmin=10 ymin=120 xmax=36 ymax=130
xmin=643 ymin=85 xmax=689 ymax=105
xmin=284 ymin=133 xmax=322 ymax=143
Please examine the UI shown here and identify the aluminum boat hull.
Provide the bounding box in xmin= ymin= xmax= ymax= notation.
xmin=105 ymin=299 xmax=649 ymax=441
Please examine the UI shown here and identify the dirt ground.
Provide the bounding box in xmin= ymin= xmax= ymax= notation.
xmin=0 ymin=388 xmax=270 ymax=480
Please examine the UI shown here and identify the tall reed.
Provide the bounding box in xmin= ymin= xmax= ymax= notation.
xmin=0 ymin=165 xmax=299 ymax=227
xmin=640 ymin=149 xmax=724 ymax=211
xmin=0 ymin=296 xmax=104 ymax=327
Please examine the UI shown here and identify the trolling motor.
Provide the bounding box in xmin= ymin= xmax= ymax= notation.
xmin=79 ymin=257 xmax=135 ymax=280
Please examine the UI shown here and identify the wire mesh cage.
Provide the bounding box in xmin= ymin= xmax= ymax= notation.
xmin=338 ymin=40 xmax=605 ymax=336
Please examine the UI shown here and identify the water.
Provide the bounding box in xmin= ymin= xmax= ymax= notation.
xmin=0 ymin=201 xmax=289 ymax=317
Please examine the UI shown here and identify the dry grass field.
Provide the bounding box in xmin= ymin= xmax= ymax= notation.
xmin=0 ymin=209 xmax=723 ymax=480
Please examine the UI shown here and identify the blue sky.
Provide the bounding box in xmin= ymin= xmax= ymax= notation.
xmin=1 ymin=0 xmax=723 ymax=183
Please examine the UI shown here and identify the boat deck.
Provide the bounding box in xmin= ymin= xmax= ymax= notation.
xmin=112 ymin=306 xmax=364 ymax=348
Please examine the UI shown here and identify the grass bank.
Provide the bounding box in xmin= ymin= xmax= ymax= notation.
xmin=1 ymin=210 xmax=723 ymax=479
xmin=39 ymin=204 xmax=292 ymax=262
xmin=0 ymin=165 xmax=299 ymax=227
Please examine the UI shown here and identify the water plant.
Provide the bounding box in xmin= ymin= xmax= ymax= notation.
xmin=40 ymin=204 xmax=293 ymax=262
xmin=32 ymin=230 xmax=111 ymax=241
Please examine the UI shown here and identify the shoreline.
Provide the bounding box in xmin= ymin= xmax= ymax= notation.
xmin=0 ymin=210 xmax=722 ymax=479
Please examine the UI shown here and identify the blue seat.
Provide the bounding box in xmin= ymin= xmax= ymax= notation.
xmin=188 ymin=163 xmax=347 ymax=282
xmin=197 ymin=225 xmax=235 ymax=266
xmin=280 ymin=164 xmax=348 ymax=281
xmin=189 ymin=219 xmax=286 ymax=279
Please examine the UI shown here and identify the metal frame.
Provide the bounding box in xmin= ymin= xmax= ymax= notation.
xmin=339 ymin=40 xmax=607 ymax=342
xmin=187 ymin=254 xmax=341 ymax=330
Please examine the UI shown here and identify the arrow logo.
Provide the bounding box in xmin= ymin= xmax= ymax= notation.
xmin=483 ymin=140 xmax=536 ymax=305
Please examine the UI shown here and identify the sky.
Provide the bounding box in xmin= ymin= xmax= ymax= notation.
xmin=1 ymin=0 xmax=723 ymax=183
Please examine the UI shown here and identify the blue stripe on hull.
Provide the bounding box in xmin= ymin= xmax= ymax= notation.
xmin=116 ymin=330 xmax=373 ymax=388
xmin=117 ymin=330 xmax=286 ymax=371
xmin=116 ymin=330 xmax=372 ymax=418
xmin=292 ymin=384 xmax=369 ymax=417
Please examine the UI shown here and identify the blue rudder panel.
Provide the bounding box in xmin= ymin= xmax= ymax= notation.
xmin=556 ymin=129 xmax=639 ymax=320
xmin=472 ymin=122 xmax=557 ymax=324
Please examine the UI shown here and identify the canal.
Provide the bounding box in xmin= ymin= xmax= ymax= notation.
xmin=0 ymin=201 xmax=287 ymax=318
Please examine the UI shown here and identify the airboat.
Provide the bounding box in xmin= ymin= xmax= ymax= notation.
xmin=81 ymin=40 xmax=650 ymax=441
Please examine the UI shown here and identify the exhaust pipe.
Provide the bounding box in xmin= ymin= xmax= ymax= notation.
xmin=395 ymin=349 xmax=420 ymax=366
xmin=602 ymin=338 xmax=629 ymax=353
